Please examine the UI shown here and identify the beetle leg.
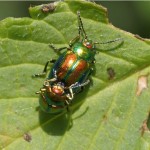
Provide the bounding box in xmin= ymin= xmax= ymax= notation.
xmin=84 ymin=79 xmax=90 ymax=86
xmin=66 ymin=87 xmax=74 ymax=100
xmin=36 ymin=87 xmax=46 ymax=94
xmin=41 ymin=59 xmax=56 ymax=73
xmin=49 ymin=43 xmax=68 ymax=52
xmin=80 ymin=79 xmax=90 ymax=87
xmin=67 ymin=80 xmax=90 ymax=95
xmin=49 ymin=59 xmax=56 ymax=63
xmin=70 ymin=79 xmax=90 ymax=89
xmin=36 ymin=91 xmax=42 ymax=94
xmin=32 ymin=59 xmax=56 ymax=77
xmin=43 ymin=78 xmax=57 ymax=86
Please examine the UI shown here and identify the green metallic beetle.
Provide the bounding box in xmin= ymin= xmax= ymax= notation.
xmin=33 ymin=11 xmax=122 ymax=113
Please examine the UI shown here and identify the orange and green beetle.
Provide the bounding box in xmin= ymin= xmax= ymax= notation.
xmin=33 ymin=11 xmax=122 ymax=113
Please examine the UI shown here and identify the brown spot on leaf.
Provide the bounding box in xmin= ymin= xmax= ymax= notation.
xmin=103 ymin=114 xmax=107 ymax=119
xmin=140 ymin=112 xmax=150 ymax=136
xmin=140 ymin=120 xmax=149 ymax=136
xmin=107 ymin=67 xmax=115 ymax=80
xmin=23 ymin=133 xmax=32 ymax=142
xmin=41 ymin=3 xmax=55 ymax=13
xmin=102 ymin=114 xmax=108 ymax=123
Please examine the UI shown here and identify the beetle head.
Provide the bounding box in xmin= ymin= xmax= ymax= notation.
xmin=83 ymin=39 xmax=93 ymax=49
xmin=51 ymin=82 xmax=65 ymax=96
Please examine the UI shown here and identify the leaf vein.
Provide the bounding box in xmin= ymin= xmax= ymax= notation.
xmin=87 ymin=86 xmax=118 ymax=150
xmin=114 ymin=94 xmax=137 ymax=149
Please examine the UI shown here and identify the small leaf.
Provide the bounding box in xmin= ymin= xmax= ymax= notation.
xmin=0 ymin=1 xmax=150 ymax=150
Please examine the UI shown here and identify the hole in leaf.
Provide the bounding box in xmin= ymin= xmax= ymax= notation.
xmin=136 ymin=74 xmax=149 ymax=96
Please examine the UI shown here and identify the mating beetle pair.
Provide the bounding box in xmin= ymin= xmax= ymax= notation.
xmin=33 ymin=11 xmax=121 ymax=113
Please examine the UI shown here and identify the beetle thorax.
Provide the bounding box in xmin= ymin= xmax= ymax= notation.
xmin=72 ymin=42 xmax=95 ymax=61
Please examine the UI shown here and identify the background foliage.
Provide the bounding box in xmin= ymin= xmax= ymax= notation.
xmin=0 ymin=1 xmax=150 ymax=38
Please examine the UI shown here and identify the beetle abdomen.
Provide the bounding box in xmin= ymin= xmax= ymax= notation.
xmin=50 ymin=51 xmax=90 ymax=86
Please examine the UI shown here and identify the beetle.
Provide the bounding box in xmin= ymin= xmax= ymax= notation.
xmin=33 ymin=11 xmax=122 ymax=113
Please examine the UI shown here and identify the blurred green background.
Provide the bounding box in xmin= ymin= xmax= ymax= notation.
xmin=0 ymin=1 xmax=149 ymax=38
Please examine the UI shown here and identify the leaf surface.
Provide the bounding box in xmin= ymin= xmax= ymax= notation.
xmin=0 ymin=1 xmax=150 ymax=150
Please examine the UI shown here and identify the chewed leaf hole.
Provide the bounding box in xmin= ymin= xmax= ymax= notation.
xmin=136 ymin=74 xmax=149 ymax=96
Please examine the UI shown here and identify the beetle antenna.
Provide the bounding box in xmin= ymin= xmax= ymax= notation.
xmin=77 ymin=11 xmax=88 ymax=40
xmin=94 ymin=38 xmax=123 ymax=45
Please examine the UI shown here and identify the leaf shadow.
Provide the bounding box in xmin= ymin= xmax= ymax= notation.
xmin=38 ymin=109 xmax=72 ymax=135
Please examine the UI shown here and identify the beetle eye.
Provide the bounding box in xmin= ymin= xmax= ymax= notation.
xmin=86 ymin=42 xmax=90 ymax=45
xmin=86 ymin=42 xmax=92 ymax=49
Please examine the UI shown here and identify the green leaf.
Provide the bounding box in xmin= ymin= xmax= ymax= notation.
xmin=0 ymin=1 xmax=150 ymax=150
